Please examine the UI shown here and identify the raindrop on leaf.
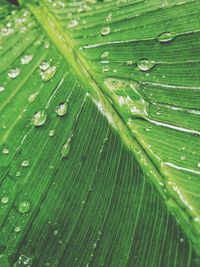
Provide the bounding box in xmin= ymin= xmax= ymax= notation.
xmin=31 ymin=110 xmax=47 ymax=127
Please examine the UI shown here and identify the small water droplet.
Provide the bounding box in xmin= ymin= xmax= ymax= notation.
xmin=102 ymin=65 xmax=110 ymax=72
xmin=14 ymin=226 xmax=21 ymax=233
xmin=28 ymin=92 xmax=38 ymax=103
xmin=31 ymin=110 xmax=47 ymax=127
xmin=127 ymin=60 xmax=133 ymax=66
xmin=1 ymin=27 xmax=14 ymax=36
xmin=101 ymin=51 xmax=109 ymax=59
xmin=197 ymin=162 xmax=200 ymax=168
xmin=158 ymin=32 xmax=176 ymax=43
xmin=55 ymin=102 xmax=67 ymax=116
xmin=18 ymin=200 xmax=31 ymax=214
xmin=1 ymin=196 xmax=9 ymax=204
xmin=68 ymin=19 xmax=78 ymax=28
xmin=106 ymin=13 xmax=112 ymax=22
xmin=49 ymin=129 xmax=55 ymax=137
xmin=41 ymin=66 xmax=56 ymax=81
xmin=100 ymin=26 xmax=110 ymax=36
xmin=0 ymin=86 xmax=5 ymax=92
xmin=21 ymin=55 xmax=33 ymax=65
xmin=180 ymin=155 xmax=186 ymax=161
xmin=8 ymin=68 xmax=20 ymax=79
xmin=61 ymin=135 xmax=72 ymax=159
xmin=39 ymin=61 xmax=50 ymax=71
xmin=137 ymin=59 xmax=155 ymax=71
xmin=16 ymin=171 xmax=21 ymax=177
xmin=54 ymin=230 xmax=59 ymax=236
xmin=17 ymin=255 xmax=31 ymax=265
xmin=21 ymin=160 xmax=29 ymax=167
xmin=2 ymin=148 xmax=9 ymax=154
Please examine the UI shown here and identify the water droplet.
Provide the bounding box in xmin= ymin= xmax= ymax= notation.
xmin=14 ymin=226 xmax=21 ymax=233
xmin=127 ymin=60 xmax=133 ymax=66
xmin=197 ymin=162 xmax=200 ymax=168
xmin=1 ymin=196 xmax=9 ymax=204
xmin=1 ymin=27 xmax=14 ymax=36
xmin=28 ymin=92 xmax=38 ymax=103
xmin=68 ymin=19 xmax=78 ymax=28
xmin=102 ymin=65 xmax=110 ymax=72
xmin=8 ymin=68 xmax=20 ymax=79
xmin=106 ymin=13 xmax=112 ymax=22
xmin=2 ymin=148 xmax=9 ymax=154
xmin=41 ymin=66 xmax=56 ymax=81
xmin=61 ymin=135 xmax=72 ymax=159
xmin=137 ymin=59 xmax=155 ymax=71
xmin=0 ymin=86 xmax=5 ymax=92
xmin=55 ymin=102 xmax=68 ymax=116
xmin=39 ymin=61 xmax=50 ymax=71
xmin=31 ymin=110 xmax=47 ymax=127
xmin=49 ymin=129 xmax=55 ymax=137
xmin=17 ymin=255 xmax=31 ymax=265
xmin=101 ymin=51 xmax=109 ymax=59
xmin=21 ymin=160 xmax=29 ymax=167
xmin=158 ymin=32 xmax=176 ymax=43
xmin=21 ymin=55 xmax=33 ymax=65
xmin=100 ymin=26 xmax=110 ymax=36
xmin=54 ymin=230 xmax=59 ymax=235
xmin=16 ymin=171 xmax=21 ymax=177
xmin=18 ymin=200 xmax=31 ymax=214
xmin=180 ymin=155 xmax=186 ymax=160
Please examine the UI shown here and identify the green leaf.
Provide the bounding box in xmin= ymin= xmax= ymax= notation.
xmin=0 ymin=0 xmax=200 ymax=266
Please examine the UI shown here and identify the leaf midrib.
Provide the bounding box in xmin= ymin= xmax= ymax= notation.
xmin=25 ymin=1 xmax=199 ymax=255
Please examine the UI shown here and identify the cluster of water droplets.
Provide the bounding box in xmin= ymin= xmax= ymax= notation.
xmin=39 ymin=60 xmax=57 ymax=81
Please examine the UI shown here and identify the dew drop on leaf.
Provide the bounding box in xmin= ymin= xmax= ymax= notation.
xmin=49 ymin=129 xmax=55 ymax=137
xmin=14 ymin=226 xmax=21 ymax=233
xmin=100 ymin=26 xmax=111 ymax=36
xmin=21 ymin=55 xmax=33 ymax=65
xmin=28 ymin=92 xmax=38 ymax=103
xmin=137 ymin=59 xmax=155 ymax=71
xmin=127 ymin=60 xmax=133 ymax=66
xmin=0 ymin=86 xmax=5 ymax=92
xmin=68 ymin=19 xmax=78 ymax=28
xmin=61 ymin=135 xmax=72 ymax=159
xmin=197 ymin=162 xmax=200 ymax=168
xmin=39 ymin=61 xmax=50 ymax=71
xmin=157 ymin=32 xmax=176 ymax=43
xmin=18 ymin=200 xmax=31 ymax=214
xmin=1 ymin=27 xmax=13 ymax=36
xmin=41 ymin=66 xmax=57 ymax=81
xmin=55 ymin=102 xmax=68 ymax=116
xmin=31 ymin=110 xmax=47 ymax=127
xmin=1 ymin=196 xmax=9 ymax=204
xmin=101 ymin=51 xmax=109 ymax=59
xmin=8 ymin=68 xmax=20 ymax=79
xmin=21 ymin=160 xmax=29 ymax=167
xmin=2 ymin=148 xmax=9 ymax=154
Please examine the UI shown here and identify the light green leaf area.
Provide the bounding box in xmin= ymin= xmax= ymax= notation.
xmin=0 ymin=0 xmax=199 ymax=266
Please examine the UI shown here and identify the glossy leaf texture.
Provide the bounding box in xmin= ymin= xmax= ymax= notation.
xmin=0 ymin=0 xmax=199 ymax=266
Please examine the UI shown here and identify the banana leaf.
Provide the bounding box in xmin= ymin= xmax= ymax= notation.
xmin=0 ymin=0 xmax=200 ymax=266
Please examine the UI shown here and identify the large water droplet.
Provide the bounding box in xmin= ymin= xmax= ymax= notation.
xmin=21 ymin=55 xmax=33 ymax=65
xmin=31 ymin=110 xmax=47 ymax=127
xmin=158 ymin=32 xmax=176 ymax=43
xmin=39 ymin=61 xmax=50 ymax=71
xmin=55 ymin=102 xmax=67 ymax=116
xmin=18 ymin=200 xmax=31 ymax=214
xmin=8 ymin=68 xmax=20 ymax=78
xmin=41 ymin=66 xmax=56 ymax=81
xmin=100 ymin=26 xmax=110 ymax=36
xmin=137 ymin=59 xmax=155 ymax=71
